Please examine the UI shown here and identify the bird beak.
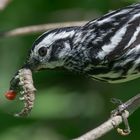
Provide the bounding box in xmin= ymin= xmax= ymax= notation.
xmin=9 ymin=58 xmax=40 ymax=90
xmin=23 ymin=57 xmax=41 ymax=72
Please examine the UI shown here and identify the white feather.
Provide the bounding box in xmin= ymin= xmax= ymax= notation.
xmin=97 ymin=24 xmax=128 ymax=59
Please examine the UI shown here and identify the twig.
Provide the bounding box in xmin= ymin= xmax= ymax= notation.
xmin=73 ymin=93 xmax=140 ymax=140
xmin=0 ymin=21 xmax=87 ymax=38
xmin=0 ymin=0 xmax=11 ymax=10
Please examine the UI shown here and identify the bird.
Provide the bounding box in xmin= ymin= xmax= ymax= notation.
xmin=7 ymin=3 xmax=140 ymax=132
xmin=23 ymin=3 xmax=140 ymax=84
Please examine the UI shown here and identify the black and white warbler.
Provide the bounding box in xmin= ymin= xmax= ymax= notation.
xmin=7 ymin=3 xmax=140 ymax=120
xmin=24 ymin=3 xmax=140 ymax=84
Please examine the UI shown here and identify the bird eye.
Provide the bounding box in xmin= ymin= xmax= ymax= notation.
xmin=38 ymin=47 xmax=47 ymax=57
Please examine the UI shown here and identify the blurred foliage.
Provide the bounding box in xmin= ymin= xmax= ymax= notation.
xmin=0 ymin=0 xmax=140 ymax=140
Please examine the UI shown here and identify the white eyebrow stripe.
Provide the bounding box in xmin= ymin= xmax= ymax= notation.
xmin=38 ymin=30 xmax=75 ymax=47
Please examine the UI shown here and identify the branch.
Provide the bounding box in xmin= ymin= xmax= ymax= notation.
xmin=0 ymin=0 xmax=11 ymax=10
xmin=73 ymin=93 xmax=140 ymax=140
xmin=0 ymin=21 xmax=87 ymax=38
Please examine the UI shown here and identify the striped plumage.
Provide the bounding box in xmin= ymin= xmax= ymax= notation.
xmin=28 ymin=3 xmax=140 ymax=83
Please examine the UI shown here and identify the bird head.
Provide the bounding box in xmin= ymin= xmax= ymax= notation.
xmin=25 ymin=27 xmax=80 ymax=71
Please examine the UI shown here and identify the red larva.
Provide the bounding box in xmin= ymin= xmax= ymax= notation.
xmin=5 ymin=90 xmax=17 ymax=100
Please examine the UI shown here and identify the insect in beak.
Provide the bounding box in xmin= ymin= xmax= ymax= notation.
xmin=5 ymin=66 xmax=36 ymax=117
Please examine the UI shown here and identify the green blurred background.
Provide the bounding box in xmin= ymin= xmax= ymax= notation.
xmin=0 ymin=0 xmax=140 ymax=140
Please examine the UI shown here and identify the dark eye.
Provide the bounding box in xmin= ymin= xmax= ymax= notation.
xmin=38 ymin=47 xmax=47 ymax=57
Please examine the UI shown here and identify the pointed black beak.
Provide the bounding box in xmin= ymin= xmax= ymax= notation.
xmin=23 ymin=57 xmax=41 ymax=72
xmin=9 ymin=57 xmax=41 ymax=90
